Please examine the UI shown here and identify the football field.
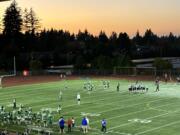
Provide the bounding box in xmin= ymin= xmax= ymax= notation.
xmin=0 ymin=78 xmax=180 ymax=135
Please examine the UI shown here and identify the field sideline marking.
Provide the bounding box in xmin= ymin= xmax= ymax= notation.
xmin=148 ymin=106 xmax=168 ymax=113
xmin=108 ymin=106 xmax=180 ymax=131
xmin=83 ymin=127 xmax=131 ymax=135
xmin=2 ymin=86 xmax=126 ymax=107
xmin=31 ymin=89 xmax=146 ymax=109
xmin=32 ymin=89 xmax=171 ymax=113
xmin=135 ymin=120 xmax=180 ymax=135
xmin=0 ymin=80 xmax=154 ymax=107
xmin=31 ymin=91 xmax=126 ymax=108
xmin=64 ymin=93 xmax=159 ymax=114
xmin=74 ymin=98 xmax=168 ymax=119
xmin=91 ymin=100 xmax=179 ymax=125
xmin=85 ymin=109 xmax=180 ymax=135
xmin=31 ymin=83 xmax=177 ymax=110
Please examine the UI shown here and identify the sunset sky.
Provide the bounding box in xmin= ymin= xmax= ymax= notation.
xmin=0 ymin=0 xmax=180 ymax=36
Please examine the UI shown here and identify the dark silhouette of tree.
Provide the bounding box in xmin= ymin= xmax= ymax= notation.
xmin=23 ymin=8 xmax=40 ymax=35
xmin=95 ymin=55 xmax=113 ymax=70
xmin=0 ymin=17 xmax=2 ymax=33
xmin=23 ymin=8 xmax=30 ymax=33
xmin=113 ymin=54 xmax=132 ymax=67
xmin=98 ymin=31 xmax=108 ymax=44
xmin=168 ymin=32 xmax=176 ymax=43
xmin=109 ymin=32 xmax=118 ymax=48
xmin=153 ymin=58 xmax=172 ymax=70
xmin=117 ymin=32 xmax=132 ymax=54
xmin=143 ymin=29 xmax=157 ymax=45
xmin=1 ymin=0 xmax=180 ymax=71
xmin=28 ymin=8 xmax=40 ymax=34
xmin=29 ymin=59 xmax=42 ymax=74
xmin=1 ymin=0 xmax=23 ymax=68
xmin=133 ymin=30 xmax=143 ymax=45
xmin=75 ymin=55 xmax=86 ymax=69
xmin=3 ymin=0 xmax=22 ymax=36
xmin=76 ymin=29 xmax=91 ymax=42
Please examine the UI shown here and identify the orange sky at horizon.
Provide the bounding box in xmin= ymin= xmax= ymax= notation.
xmin=0 ymin=0 xmax=180 ymax=36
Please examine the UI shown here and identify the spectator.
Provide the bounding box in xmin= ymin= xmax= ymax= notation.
xmin=72 ymin=117 xmax=75 ymax=128
xmin=67 ymin=118 xmax=73 ymax=132
xmin=101 ymin=119 xmax=107 ymax=133
xmin=85 ymin=116 xmax=90 ymax=129
xmin=58 ymin=117 xmax=65 ymax=134
xmin=81 ymin=117 xmax=88 ymax=134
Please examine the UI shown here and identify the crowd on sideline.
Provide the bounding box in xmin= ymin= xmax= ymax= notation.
xmin=58 ymin=116 xmax=107 ymax=134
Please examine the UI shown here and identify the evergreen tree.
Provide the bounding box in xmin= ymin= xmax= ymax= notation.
xmin=3 ymin=0 xmax=22 ymax=36
xmin=23 ymin=8 xmax=30 ymax=33
xmin=0 ymin=17 xmax=2 ymax=33
xmin=99 ymin=31 xmax=108 ymax=44
xmin=133 ymin=30 xmax=143 ymax=45
xmin=28 ymin=8 xmax=40 ymax=34
xmin=23 ymin=8 xmax=40 ymax=34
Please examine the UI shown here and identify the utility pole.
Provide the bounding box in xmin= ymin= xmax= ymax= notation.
xmin=14 ymin=56 xmax=16 ymax=75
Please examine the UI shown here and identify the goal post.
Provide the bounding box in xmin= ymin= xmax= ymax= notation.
xmin=113 ymin=67 xmax=157 ymax=76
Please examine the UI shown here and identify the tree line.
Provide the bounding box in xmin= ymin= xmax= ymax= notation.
xmin=0 ymin=1 xmax=180 ymax=71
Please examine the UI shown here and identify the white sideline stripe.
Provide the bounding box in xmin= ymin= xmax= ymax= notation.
xmin=135 ymin=120 xmax=180 ymax=135
xmin=149 ymin=107 xmax=168 ymax=113
xmin=91 ymin=101 xmax=178 ymax=125
xmin=108 ymin=106 xmax=180 ymax=131
xmin=80 ymin=127 xmax=131 ymax=135
xmin=108 ymin=131 xmax=132 ymax=135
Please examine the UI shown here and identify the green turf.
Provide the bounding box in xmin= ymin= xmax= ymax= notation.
xmin=0 ymin=78 xmax=180 ymax=135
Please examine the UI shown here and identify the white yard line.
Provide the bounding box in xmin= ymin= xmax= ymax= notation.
xmin=91 ymin=101 xmax=178 ymax=125
xmin=89 ymin=109 xmax=180 ymax=135
xmin=32 ymin=88 xmax=150 ymax=110
xmin=80 ymin=127 xmax=132 ymax=135
xmin=66 ymin=94 xmax=159 ymax=113
xmin=74 ymin=98 xmax=167 ymax=119
xmin=149 ymin=107 xmax=168 ymax=113
xmin=31 ymin=91 xmax=128 ymax=109
xmin=108 ymin=106 xmax=180 ymax=131
xmin=135 ymin=120 xmax=180 ymax=135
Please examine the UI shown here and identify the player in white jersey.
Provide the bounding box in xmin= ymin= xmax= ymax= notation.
xmin=59 ymin=90 xmax=63 ymax=100
xmin=77 ymin=93 xmax=81 ymax=105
